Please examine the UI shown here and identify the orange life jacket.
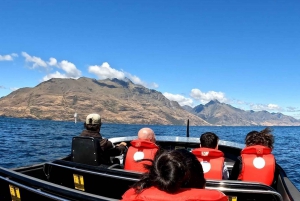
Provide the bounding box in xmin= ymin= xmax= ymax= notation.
xmin=124 ymin=139 xmax=159 ymax=173
xmin=238 ymin=145 xmax=275 ymax=185
xmin=121 ymin=187 xmax=228 ymax=201
xmin=192 ymin=147 xmax=224 ymax=180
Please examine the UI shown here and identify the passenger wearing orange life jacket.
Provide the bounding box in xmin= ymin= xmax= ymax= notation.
xmin=124 ymin=128 xmax=158 ymax=172
xmin=121 ymin=149 xmax=228 ymax=201
xmin=192 ymin=132 xmax=229 ymax=180
xmin=230 ymin=127 xmax=278 ymax=186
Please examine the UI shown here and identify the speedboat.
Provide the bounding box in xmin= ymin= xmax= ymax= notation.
xmin=0 ymin=135 xmax=299 ymax=201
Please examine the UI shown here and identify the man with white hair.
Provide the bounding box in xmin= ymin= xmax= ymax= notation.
xmin=80 ymin=113 xmax=127 ymax=164
xmin=137 ymin=127 xmax=156 ymax=143
xmin=124 ymin=127 xmax=159 ymax=172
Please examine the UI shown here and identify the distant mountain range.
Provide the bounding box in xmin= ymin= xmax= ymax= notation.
xmin=0 ymin=77 xmax=299 ymax=126
xmin=182 ymin=100 xmax=300 ymax=126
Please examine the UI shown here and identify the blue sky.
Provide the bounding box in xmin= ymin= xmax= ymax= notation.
xmin=1 ymin=1 xmax=300 ymax=119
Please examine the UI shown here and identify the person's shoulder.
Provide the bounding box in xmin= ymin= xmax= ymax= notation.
xmin=120 ymin=188 xmax=136 ymax=201
xmin=99 ymin=138 xmax=110 ymax=144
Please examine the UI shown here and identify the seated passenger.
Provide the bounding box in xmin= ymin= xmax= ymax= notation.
xmin=79 ymin=113 xmax=127 ymax=165
xmin=229 ymin=127 xmax=277 ymax=186
xmin=121 ymin=149 xmax=228 ymax=201
xmin=124 ymin=128 xmax=159 ymax=172
xmin=192 ymin=132 xmax=229 ymax=180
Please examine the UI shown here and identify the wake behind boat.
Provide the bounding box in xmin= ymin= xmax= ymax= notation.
xmin=0 ymin=136 xmax=299 ymax=201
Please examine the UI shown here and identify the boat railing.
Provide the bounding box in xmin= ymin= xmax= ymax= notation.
xmin=43 ymin=160 xmax=284 ymax=201
xmin=0 ymin=166 xmax=118 ymax=201
xmin=108 ymin=136 xmax=245 ymax=149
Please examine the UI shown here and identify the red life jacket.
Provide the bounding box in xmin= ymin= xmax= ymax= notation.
xmin=238 ymin=145 xmax=275 ymax=185
xmin=192 ymin=147 xmax=224 ymax=180
xmin=121 ymin=186 xmax=228 ymax=201
xmin=124 ymin=139 xmax=159 ymax=173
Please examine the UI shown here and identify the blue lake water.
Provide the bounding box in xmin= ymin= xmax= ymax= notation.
xmin=0 ymin=116 xmax=299 ymax=190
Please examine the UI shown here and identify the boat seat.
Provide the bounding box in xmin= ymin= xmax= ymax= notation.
xmin=71 ymin=136 xmax=103 ymax=166
xmin=42 ymin=161 xmax=284 ymax=201
xmin=43 ymin=161 xmax=140 ymax=199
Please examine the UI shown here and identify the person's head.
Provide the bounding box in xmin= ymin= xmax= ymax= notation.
xmin=245 ymin=127 xmax=274 ymax=149
xmin=84 ymin=113 xmax=102 ymax=132
xmin=200 ymin=132 xmax=219 ymax=149
xmin=133 ymin=149 xmax=206 ymax=194
xmin=138 ymin=128 xmax=156 ymax=143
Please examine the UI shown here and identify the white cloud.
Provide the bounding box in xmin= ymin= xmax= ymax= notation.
xmin=88 ymin=62 xmax=125 ymax=80
xmin=88 ymin=62 xmax=158 ymax=88
xmin=267 ymin=104 xmax=280 ymax=110
xmin=0 ymin=53 xmax=18 ymax=61
xmin=0 ymin=55 xmax=13 ymax=61
xmin=163 ymin=92 xmax=193 ymax=106
xmin=42 ymin=71 xmax=68 ymax=81
xmin=22 ymin=52 xmax=48 ymax=68
xmin=48 ymin=57 xmax=57 ymax=66
xmin=125 ymin=73 xmax=143 ymax=85
xmin=58 ymin=60 xmax=81 ymax=78
xmin=250 ymin=103 xmax=282 ymax=111
xmin=10 ymin=87 xmax=19 ymax=91
xmin=190 ymin=88 xmax=227 ymax=104
xmin=41 ymin=60 xmax=81 ymax=81
xmin=21 ymin=52 xmax=81 ymax=80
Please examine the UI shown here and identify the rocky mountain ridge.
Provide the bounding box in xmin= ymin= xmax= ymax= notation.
xmin=0 ymin=77 xmax=209 ymax=126
xmin=183 ymin=100 xmax=300 ymax=126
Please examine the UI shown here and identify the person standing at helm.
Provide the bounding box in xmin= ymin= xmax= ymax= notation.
xmin=192 ymin=132 xmax=229 ymax=180
xmin=229 ymin=127 xmax=278 ymax=186
xmin=80 ymin=113 xmax=127 ymax=164
xmin=124 ymin=128 xmax=159 ymax=172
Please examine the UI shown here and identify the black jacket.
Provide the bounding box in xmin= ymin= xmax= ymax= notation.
xmin=79 ymin=130 xmax=126 ymax=164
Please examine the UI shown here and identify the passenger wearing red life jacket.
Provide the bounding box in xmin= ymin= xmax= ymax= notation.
xmin=192 ymin=147 xmax=225 ymax=180
xmin=121 ymin=186 xmax=228 ymax=201
xmin=124 ymin=128 xmax=158 ymax=173
xmin=121 ymin=149 xmax=228 ymax=201
xmin=230 ymin=127 xmax=278 ymax=186
xmin=238 ymin=145 xmax=275 ymax=185
xmin=192 ymin=132 xmax=229 ymax=180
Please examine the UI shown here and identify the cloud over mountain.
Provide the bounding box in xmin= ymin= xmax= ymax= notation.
xmin=21 ymin=52 xmax=82 ymax=81
xmin=190 ymin=89 xmax=227 ymax=104
xmin=88 ymin=62 xmax=158 ymax=89
xmin=163 ymin=92 xmax=193 ymax=106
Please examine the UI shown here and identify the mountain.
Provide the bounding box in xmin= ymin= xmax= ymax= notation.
xmin=184 ymin=100 xmax=300 ymax=126
xmin=0 ymin=77 xmax=210 ymax=126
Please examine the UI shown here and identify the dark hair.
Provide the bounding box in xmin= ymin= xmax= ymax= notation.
xmin=84 ymin=122 xmax=101 ymax=131
xmin=132 ymin=148 xmax=206 ymax=194
xmin=245 ymin=127 xmax=274 ymax=149
xmin=200 ymin=132 xmax=219 ymax=148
